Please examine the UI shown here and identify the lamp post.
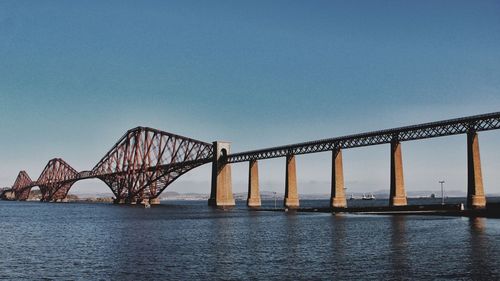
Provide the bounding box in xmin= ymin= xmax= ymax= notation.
xmin=439 ymin=180 xmax=445 ymax=205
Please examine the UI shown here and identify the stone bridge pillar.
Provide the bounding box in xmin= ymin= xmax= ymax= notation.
xmin=331 ymin=148 xmax=347 ymax=208
xmin=284 ymin=154 xmax=300 ymax=209
xmin=247 ymin=160 xmax=261 ymax=208
xmin=467 ymin=131 xmax=486 ymax=209
xmin=390 ymin=140 xmax=407 ymax=206
xmin=149 ymin=181 xmax=161 ymax=205
xmin=208 ymin=141 xmax=235 ymax=208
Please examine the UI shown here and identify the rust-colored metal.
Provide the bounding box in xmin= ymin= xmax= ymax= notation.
xmin=12 ymin=171 xmax=34 ymax=201
xmin=92 ymin=127 xmax=213 ymax=203
xmin=37 ymin=158 xmax=79 ymax=202
xmin=8 ymin=127 xmax=213 ymax=203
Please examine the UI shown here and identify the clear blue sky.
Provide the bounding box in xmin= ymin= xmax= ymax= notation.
xmin=1 ymin=0 xmax=500 ymax=195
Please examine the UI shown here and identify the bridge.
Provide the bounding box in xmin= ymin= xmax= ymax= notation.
xmin=4 ymin=112 xmax=500 ymax=209
xmin=7 ymin=127 xmax=214 ymax=204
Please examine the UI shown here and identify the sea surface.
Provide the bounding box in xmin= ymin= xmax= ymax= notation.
xmin=1 ymin=198 xmax=500 ymax=280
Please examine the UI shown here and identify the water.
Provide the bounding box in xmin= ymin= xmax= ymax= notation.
xmin=1 ymin=200 xmax=500 ymax=280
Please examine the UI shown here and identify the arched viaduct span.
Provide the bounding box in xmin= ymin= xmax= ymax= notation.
xmin=6 ymin=111 xmax=500 ymax=209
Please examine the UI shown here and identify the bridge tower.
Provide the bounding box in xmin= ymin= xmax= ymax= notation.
xmin=467 ymin=131 xmax=486 ymax=209
xmin=389 ymin=140 xmax=407 ymax=206
xmin=331 ymin=148 xmax=347 ymax=208
xmin=209 ymin=141 xmax=235 ymax=208
xmin=284 ymin=154 xmax=300 ymax=209
xmin=247 ymin=160 xmax=261 ymax=208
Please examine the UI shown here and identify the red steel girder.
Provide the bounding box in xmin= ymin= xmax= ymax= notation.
xmin=92 ymin=127 xmax=213 ymax=202
xmin=12 ymin=171 xmax=34 ymax=201
xmin=36 ymin=158 xmax=78 ymax=202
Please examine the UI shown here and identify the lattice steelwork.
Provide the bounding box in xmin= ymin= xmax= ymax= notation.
xmin=91 ymin=127 xmax=213 ymax=202
xmin=227 ymin=111 xmax=500 ymax=163
xmin=8 ymin=127 xmax=213 ymax=202
xmin=12 ymin=171 xmax=34 ymax=201
xmin=37 ymin=158 xmax=79 ymax=201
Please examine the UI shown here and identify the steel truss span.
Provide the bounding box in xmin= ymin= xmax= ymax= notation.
xmin=12 ymin=171 xmax=33 ymax=201
xmin=227 ymin=112 xmax=500 ymax=163
xmin=37 ymin=158 xmax=79 ymax=201
xmin=9 ymin=127 xmax=214 ymax=202
xmin=91 ymin=127 xmax=213 ymax=202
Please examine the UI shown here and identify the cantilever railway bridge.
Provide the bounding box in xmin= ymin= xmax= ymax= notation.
xmin=9 ymin=127 xmax=214 ymax=203
xmin=4 ymin=111 xmax=500 ymax=208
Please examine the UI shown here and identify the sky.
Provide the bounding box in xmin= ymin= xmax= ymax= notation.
xmin=1 ymin=0 xmax=500 ymax=196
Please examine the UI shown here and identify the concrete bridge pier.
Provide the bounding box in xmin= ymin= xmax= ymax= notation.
xmin=150 ymin=198 xmax=161 ymax=205
xmin=331 ymin=148 xmax=347 ymax=208
xmin=128 ymin=197 xmax=138 ymax=205
xmin=113 ymin=198 xmax=126 ymax=204
xmin=208 ymin=141 xmax=235 ymax=208
xmin=467 ymin=131 xmax=486 ymax=209
xmin=247 ymin=160 xmax=261 ymax=208
xmin=390 ymin=140 xmax=407 ymax=206
xmin=148 ymin=182 xmax=161 ymax=205
xmin=139 ymin=198 xmax=160 ymax=205
xmin=284 ymin=155 xmax=300 ymax=209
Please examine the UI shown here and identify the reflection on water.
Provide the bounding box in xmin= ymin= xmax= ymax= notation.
xmin=213 ymin=215 xmax=233 ymax=277
xmin=467 ymin=218 xmax=498 ymax=280
xmin=330 ymin=214 xmax=348 ymax=279
xmin=390 ymin=216 xmax=409 ymax=280
xmin=332 ymin=214 xmax=347 ymax=256
xmin=1 ymin=200 xmax=500 ymax=280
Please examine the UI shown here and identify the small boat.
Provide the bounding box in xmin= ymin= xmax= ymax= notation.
xmin=362 ymin=193 xmax=375 ymax=200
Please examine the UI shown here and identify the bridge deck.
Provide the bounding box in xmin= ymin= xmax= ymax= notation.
xmin=227 ymin=111 xmax=500 ymax=163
